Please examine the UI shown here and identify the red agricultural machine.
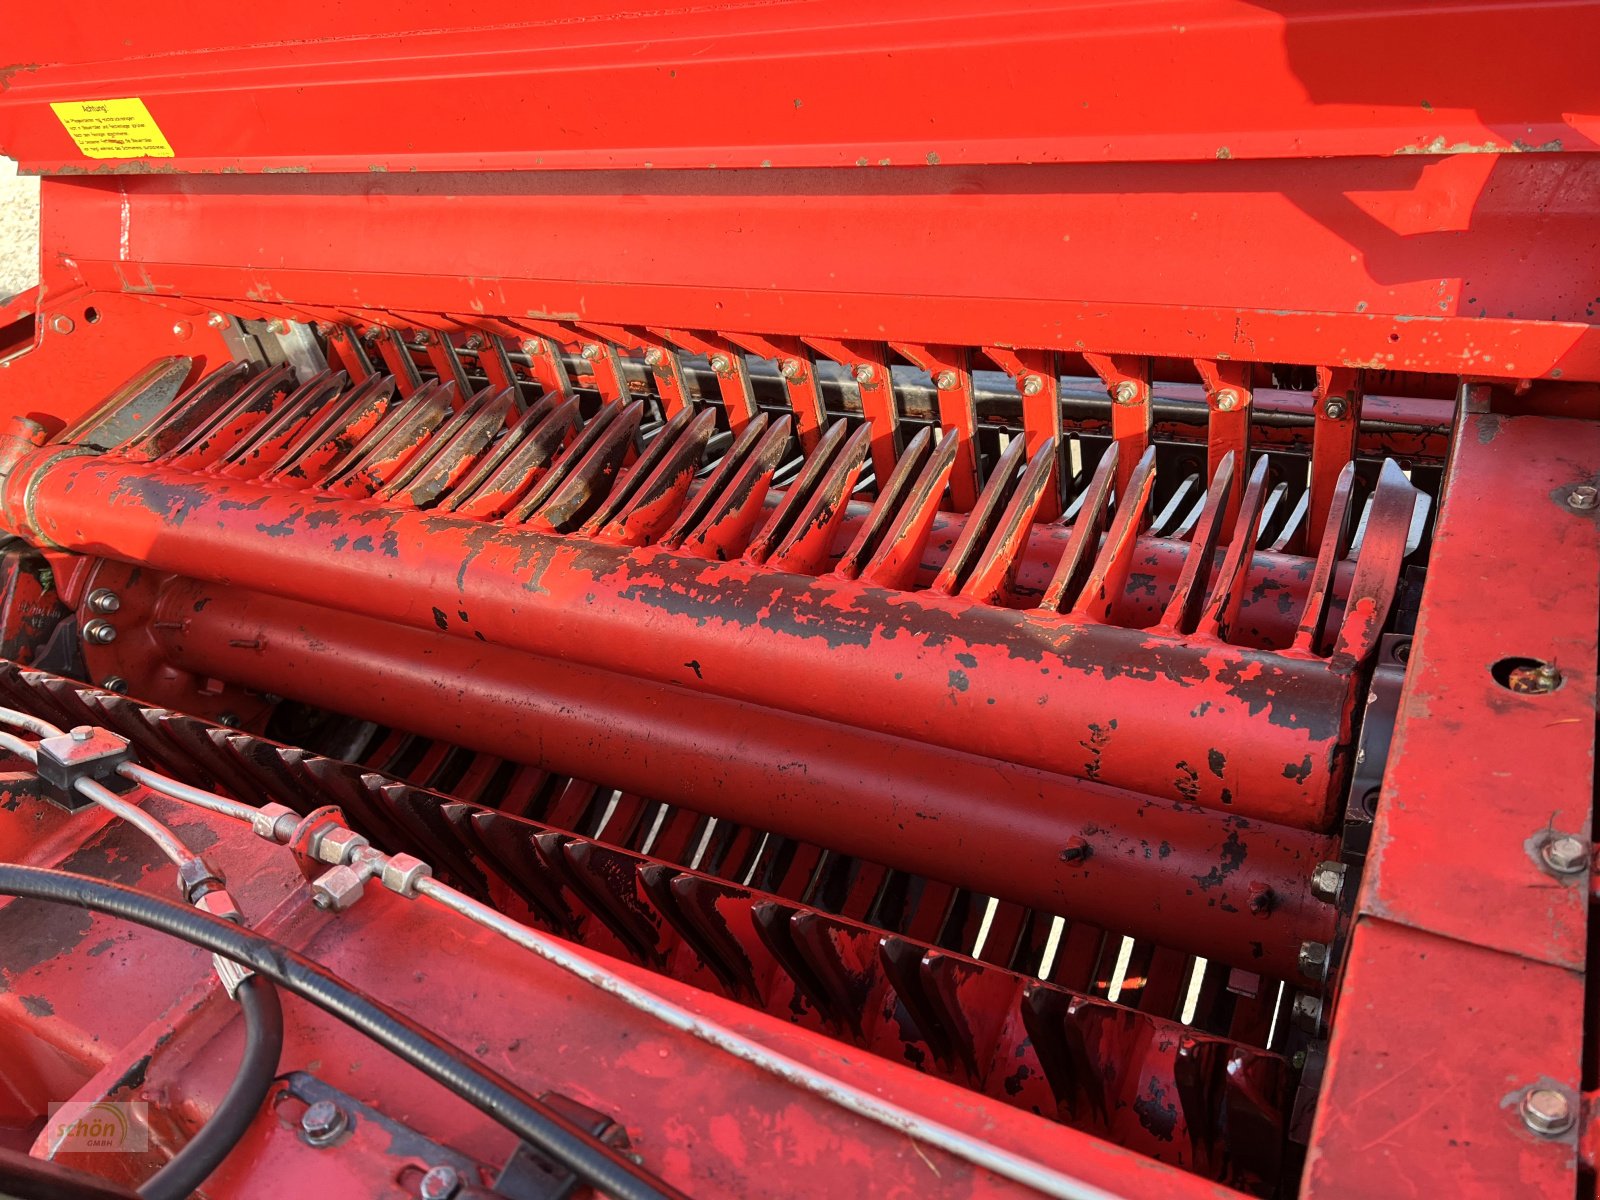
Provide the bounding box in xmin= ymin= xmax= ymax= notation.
xmin=0 ymin=5 xmax=1595 ymax=1198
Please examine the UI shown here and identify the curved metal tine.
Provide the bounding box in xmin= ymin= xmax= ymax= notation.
xmin=1291 ymin=461 xmax=1357 ymax=656
xmin=745 ymin=418 xmax=852 ymax=564
xmin=322 ymin=382 xmax=453 ymax=496
xmin=1155 ymin=451 xmax=1236 ymax=635
xmin=1168 ymin=488 xmax=1209 ymax=540
xmin=834 ymin=426 xmax=934 ymax=581
xmin=1151 ymin=473 xmax=1198 ymax=537
xmin=1037 ymin=443 xmax=1119 ymax=614
xmin=447 ymin=394 xmax=580 ymax=520
xmin=858 ymin=429 xmax=960 ymax=590
xmin=256 ymin=372 xmax=396 ymax=484
xmin=61 ymin=356 xmax=192 ymax=451
xmin=660 ymin=413 xmax=772 ymax=547
xmin=312 ymin=379 xmax=442 ymax=489
xmin=1330 ymin=459 xmax=1421 ymax=670
xmin=504 ymin=401 xmax=627 ymax=525
xmin=961 ymin=436 xmax=1059 ymax=606
xmin=593 ymin=408 xmax=720 ymax=545
xmin=678 ymin=416 xmax=794 ymax=560
xmin=115 ymin=361 xmax=252 ymax=461
xmin=385 ymin=386 xmax=517 ymax=508
xmin=1195 ymin=455 xmax=1274 ymax=642
xmin=159 ymin=363 xmax=305 ymax=467
xmin=932 ymin=431 xmax=1030 ymax=595
xmin=526 ymin=401 xmax=647 ymax=532
xmin=1269 ymin=488 xmax=1310 ymax=552
xmin=375 ymin=385 xmax=497 ymax=500
xmin=1256 ymin=481 xmax=1290 ymax=546
xmin=1070 ymin=445 xmax=1158 ymax=621
xmin=765 ymin=422 xmax=875 ymax=575
xmin=584 ymin=404 xmax=698 ymax=533
xmin=213 ymin=372 xmax=375 ymax=479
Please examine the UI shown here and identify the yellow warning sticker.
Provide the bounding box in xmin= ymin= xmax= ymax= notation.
xmin=49 ymin=97 xmax=174 ymax=159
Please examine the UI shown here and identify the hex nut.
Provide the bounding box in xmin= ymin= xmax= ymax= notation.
xmin=853 ymin=364 xmax=875 ymax=384
xmin=1311 ymin=861 xmax=1347 ymax=903
xmin=381 ymin=852 xmax=435 ymax=898
xmin=312 ymin=825 xmax=370 ymax=865
xmin=1521 ymin=1087 xmax=1576 ymax=1136
xmin=1298 ymin=940 xmax=1330 ymax=981
xmin=418 ymin=1165 xmax=462 ymax=1200
xmin=1112 ymin=380 xmax=1140 ymax=405
xmin=1290 ymin=993 xmax=1323 ymax=1032
xmin=779 ymin=359 xmax=803 ymax=380
xmin=311 ymin=864 xmax=369 ymax=912
xmin=1569 ymin=485 xmax=1598 ymax=511
xmin=934 ymin=370 xmax=958 ymax=390
xmin=1541 ymin=835 xmax=1590 ymax=876
xmin=82 ymin=619 xmax=117 ymax=645
xmin=301 ymin=1099 xmax=348 ymax=1145
xmin=1214 ymin=388 xmax=1241 ymax=412
xmin=1323 ymin=399 xmax=1348 ymax=420
xmin=50 ymin=314 xmax=75 ymax=336
xmin=643 ymin=348 xmax=664 ymax=367
xmin=86 ymin=588 xmax=121 ymax=614
xmin=251 ymin=802 xmax=299 ymax=843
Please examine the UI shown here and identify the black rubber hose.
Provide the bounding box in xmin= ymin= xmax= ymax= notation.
xmin=138 ymin=973 xmax=283 ymax=1200
xmin=0 ymin=865 xmax=684 ymax=1200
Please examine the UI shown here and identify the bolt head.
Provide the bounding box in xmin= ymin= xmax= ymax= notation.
xmin=207 ymin=312 xmax=229 ymax=329
xmin=1541 ymin=835 xmax=1590 ymax=876
xmin=1020 ymin=374 xmax=1044 ymax=396
xmin=1214 ymin=388 xmax=1241 ymax=412
xmin=1521 ymin=1087 xmax=1575 ymax=1136
xmin=709 ymin=353 xmax=732 ymax=375
xmin=854 ymin=364 xmax=876 ymax=385
xmin=267 ymin=319 xmax=290 ymax=336
xmin=1290 ymin=993 xmax=1323 ymax=1031
xmin=1311 ymin=860 xmax=1347 ymax=903
xmin=1323 ymin=399 xmax=1347 ymax=420
xmin=301 ymin=1099 xmax=347 ymax=1144
xmin=462 ymin=334 xmax=484 ymax=351
xmin=934 ymin=370 xmax=958 ymax=391
xmin=581 ymin=343 xmax=601 ymax=361
xmin=87 ymin=588 xmax=121 ymax=614
xmin=82 ymin=619 xmax=117 ymax=645
xmin=101 ymin=676 xmax=128 ymax=694
xmin=1569 ymin=485 xmax=1598 ymax=511
xmin=643 ymin=348 xmax=665 ymax=368
xmin=1298 ymin=940 xmax=1330 ymax=980
xmin=1112 ymin=380 xmax=1140 ymax=405
xmin=418 ymin=1165 xmax=462 ymax=1200
xmin=70 ymin=726 xmax=92 ymax=743
xmin=171 ymin=320 xmax=192 ymax=340
xmin=521 ymin=338 xmax=542 ymax=356
xmin=49 ymin=314 xmax=74 ymax=336
xmin=779 ymin=359 xmax=803 ymax=381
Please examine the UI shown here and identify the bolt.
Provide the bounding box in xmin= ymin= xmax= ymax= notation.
xmin=70 ymin=726 xmax=92 ymax=743
xmin=581 ymin=343 xmax=602 ymax=361
xmin=521 ymin=339 xmax=543 ymax=356
xmin=1112 ymin=380 xmax=1140 ymax=405
xmin=1214 ymin=388 xmax=1241 ymax=412
xmin=50 ymin=314 xmax=74 ymax=336
xmin=1298 ymin=940 xmax=1330 ymax=981
xmin=1323 ymin=399 xmax=1347 ymax=420
xmin=1521 ymin=1087 xmax=1576 ymax=1137
xmin=709 ymin=353 xmax=732 ymax=375
xmin=82 ymin=619 xmax=117 ymax=645
xmin=1291 ymin=993 xmax=1323 ymax=1031
xmin=86 ymin=588 xmax=121 ymax=615
xmin=1535 ymin=662 xmax=1563 ymax=692
xmin=301 ymin=1099 xmax=347 ymax=1145
xmin=643 ymin=348 xmax=665 ymax=368
xmin=217 ymin=713 xmax=241 ymax=729
xmin=1020 ymin=375 xmax=1044 ymax=396
xmin=1541 ymin=835 xmax=1589 ymax=876
xmin=101 ymin=676 xmax=128 ymax=694
xmin=171 ymin=320 xmax=192 ymax=340
xmin=1247 ymin=882 xmax=1275 ymax=916
xmin=266 ymin=319 xmax=289 ymax=336
xmin=462 ymin=334 xmax=484 ymax=351
xmin=1059 ymin=835 xmax=1092 ymax=864
xmin=412 ymin=330 xmax=431 ymax=347
xmin=207 ymin=313 xmax=229 ymax=329
xmin=418 ymin=1165 xmax=462 ymax=1200
xmin=1311 ymin=861 xmax=1347 ymax=903
xmin=366 ymin=326 xmax=386 ymax=341
xmin=934 ymin=369 xmax=958 ymax=390
xmin=854 ymin=364 xmax=876 ymax=385
xmin=779 ymin=359 xmax=803 ymax=381
xmin=1570 ymin=485 xmax=1598 ymax=511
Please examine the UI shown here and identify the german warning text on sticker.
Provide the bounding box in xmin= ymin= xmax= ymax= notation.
xmin=50 ymin=98 xmax=174 ymax=159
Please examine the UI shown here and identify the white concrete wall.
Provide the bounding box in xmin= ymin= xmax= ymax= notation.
xmin=0 ymin=158 xmax=41 ymax=303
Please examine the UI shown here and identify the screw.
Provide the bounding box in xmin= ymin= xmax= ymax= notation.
xmin=86 ymin=588 xmax=121 ymax=615
xmin=1521 ymin=1088 xmax=1576 ymax=1137
xmin=367 ymin=326 xmax=386 ymax=341
xmin=1311 ymin=861 xmax=1347 ymax=903
xmin=301 ymin=1099 xmax=347 ymax=1145
xmin=50 ymin=314 xmax=74 ymax=336
xmin=779 ymin=359 xmax=803 ymax=381
xmin=1298 ymin=940 xmax=1330 ymax=981
xmin=70 ymin=726 xmax=92 ymax=743
xmin=854 ymin=364 xmax=876 ymax=385
xmin=82 ymin=619 xmax=117 ymax=645
xmin=207 ymin=313 xmax=229 ymax=329
xmin=521 ymin=339 xmax=543 ymax=356
xmin=1247 ymin=881 xmax=1275 ymax=916
xmin=1214 ymin=388 xmax=1241 ymax=412
xmin=1570 ymin=485 xmax=1598 ymax=511
xmin=581 ymin=343 xmax=602 ymax=361
xmin=1020 ymin=375 xmax=1044 ymax=396
xmin=1112 ymin=380 xmax=1140 ymax=405
xmin=462 ymin=334 xmax=484 ymax=352
xmin=1323 ymin=399 xmax=1347 ymax=420
xmin=412 ymin=330 xmax=431 ymax=347
xmin=418 ymin=1165 xmax=462 ymax=1200
xmin=709 ymin=353 xmax=732 ymax=375
xmin=1541 ymin=835 xmax=1589 ymax=876
xmin=1291 ymin=993 xmax=1323 ymax=1031
xmin=1059 ymin=835 xmax=1092 ymax=864
xmin=266 ymin=319 xmax=289 ymax=336
xmin=643 ymin=348 xmax=665 ymax=368
xmin=101 ymin=676 xmax=128 ymax=694
xmin=934 ymin=370 xmax=958 ymax=390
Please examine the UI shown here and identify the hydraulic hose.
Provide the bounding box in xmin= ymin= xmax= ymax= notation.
xmin=138 ymin=975 xmax=283 ymax=1200
xmin=0 ymin=864 xmax=683 ymax=1200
